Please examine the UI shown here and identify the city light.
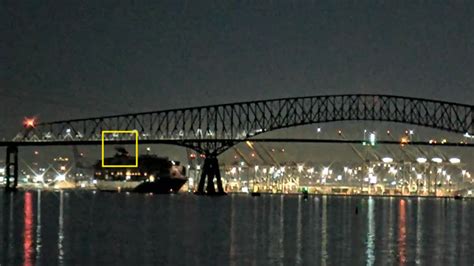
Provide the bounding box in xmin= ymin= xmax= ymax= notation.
xmin=297 ymin=164 xmax=304 ymax=173
xmin=416 ymin=157 xmax=427 ymax=164
xmin=369 ymin=132 xmax=376 ymax=146
xmin=322 ymin=167 xmax=329 ymax=176
xmin=449 ymin=157 xmax=461 ymax=164
xmin=369 ymin=174 xmax=377 ymax=184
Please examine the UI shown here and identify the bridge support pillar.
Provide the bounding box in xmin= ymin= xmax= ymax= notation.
xmin=5 ymin=146 xmax=19 ymax=192
xmin=195 ymin=156 xmax=226 ymax=196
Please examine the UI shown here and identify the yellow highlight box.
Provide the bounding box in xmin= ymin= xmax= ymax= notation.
xmin=101 ymin=130 xmax=139 ymax=168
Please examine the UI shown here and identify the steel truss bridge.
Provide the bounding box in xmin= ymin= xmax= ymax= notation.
xmin=4 ymin=94 xmax=473 ymax=194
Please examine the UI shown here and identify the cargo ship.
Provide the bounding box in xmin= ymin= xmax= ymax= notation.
xmin=93 ymin=148 xmax=187 ymax=193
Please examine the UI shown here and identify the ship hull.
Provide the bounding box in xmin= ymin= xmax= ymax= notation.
xmin=133 ymin=177 xmax=187 ymax=194
xmin=95 ymin=181 xmax=142 ymax=192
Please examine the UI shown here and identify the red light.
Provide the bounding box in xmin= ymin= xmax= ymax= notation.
xmin=190 ymin=153 xmax=196 ymax=159
xmin=23 ymin=117 xmax=37 ymax=128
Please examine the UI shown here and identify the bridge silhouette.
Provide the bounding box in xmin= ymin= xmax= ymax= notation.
xmin=3 ymin=94 xmax=473 ymax=194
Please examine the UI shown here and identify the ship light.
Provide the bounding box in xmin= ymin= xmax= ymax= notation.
xmin=35 ymin=174 xmax=44 ymax=183
xmin=56 ymin=174 xmax=66 ymax=181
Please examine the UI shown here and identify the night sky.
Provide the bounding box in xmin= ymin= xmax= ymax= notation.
xmin=2 ymin=0 xmax=473 ymax=136
xmin=1 ymin=1 xmax=473 ymax=165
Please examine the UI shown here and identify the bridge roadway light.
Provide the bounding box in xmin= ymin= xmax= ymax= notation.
xmin=400 ymin=137 xmax=409 ymax=144
xmin=431 ymin=157 xmax=443 ymax=163
xmin=382 ymin=157 xmax=393 ymax=163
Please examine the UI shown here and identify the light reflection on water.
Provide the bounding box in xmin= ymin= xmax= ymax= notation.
xmin=366 ymin=197 xmax=375 ymax=266
xmin=23 ymin=192 xmax=33 ymax=266
xmin=321 ymin=196 xmax=327 ymax=266
xmin=1 ymin=191 xmax=474 ymax=265
xmin=58 ymin=191 xmax=64 ymax=265
xmin=35 ymin=191 xmax=41 ymax=263
xmin=398 ymin=199 xmax=407 ymax=265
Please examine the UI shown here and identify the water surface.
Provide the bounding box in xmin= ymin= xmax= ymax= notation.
xmin=1 ymin=191 xmax=473 ymax=265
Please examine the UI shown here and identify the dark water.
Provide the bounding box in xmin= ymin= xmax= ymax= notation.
xmin=1 ymin=191 xmax=473 ymax=266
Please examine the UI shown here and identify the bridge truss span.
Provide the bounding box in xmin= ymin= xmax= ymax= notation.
xmin=16 ymin=94 xmax=473 ymax=155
